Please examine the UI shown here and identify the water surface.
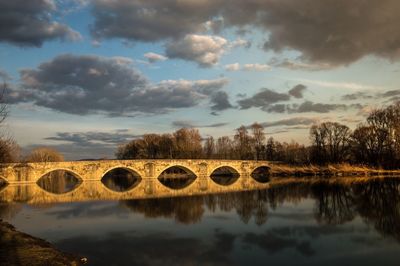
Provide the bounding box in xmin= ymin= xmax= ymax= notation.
xmin=1 ymin=177 xmax=400 ymax=265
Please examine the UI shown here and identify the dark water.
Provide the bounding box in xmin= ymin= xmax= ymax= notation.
xmin=2 ymin=177 xmax=400 ymax=265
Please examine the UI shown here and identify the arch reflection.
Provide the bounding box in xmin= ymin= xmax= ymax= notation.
xmin=158 ymin=166 xmax=197 ymax=189
xmin=210 ymin=166 xmax=239 ymax=186
xmin=37 ymin=170 xmax=81 ymax=194
xmin=102 ymin=168 xmax=141 ymax=192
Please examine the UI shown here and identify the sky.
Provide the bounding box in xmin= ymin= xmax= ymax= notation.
xmin=1 ymin=0 xmax=400 ymax=160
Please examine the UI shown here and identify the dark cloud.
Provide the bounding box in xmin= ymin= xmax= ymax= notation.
xmin=341 ymin=91 xmax=373 ymax=101
xmin=260 ymin=117 xmax=319 ymax=128
xmin=270 ymin=58 xmax=334 ymax=71
xmin=291 ymin=101 xmax=347 ymax=113
xmin=172 ymin=121 xmax=228 ymax=128
xmin=238 ymin=88 xmax=290 ymax=110
xmin=9 ymin=54 xmax=228 ymax=115
xmin=264 ymin=104 xmax=287 ymax=113
xmin=210 ymin=91 xmax=233 ymax=111
xmin=45 ymin=130 xmax=141 ymax=146
xmin=0 ymin=0 xmax=80 ymax=47
xmin=90 ymin=0 xmax=400 ymax=66
xmin=90 ymin=0 xmax=218 ymax=42
xmin=288 ymin=84 xmax=307 ymax=99
xmin=380 ymin=90 xmax=400 ymax=98
xmin=24 ymin=130 xmax=143 ymax=160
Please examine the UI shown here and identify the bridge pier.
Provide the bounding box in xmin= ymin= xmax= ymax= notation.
xmin=197 ymin=162 xmax=209 ymax=191
xmin=240 ymin=162 xmax=250 ymax=189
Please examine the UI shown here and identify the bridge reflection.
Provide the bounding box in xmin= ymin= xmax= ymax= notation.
xmin=2 ymin=177 xmax=400 ymax=242
xmin=0 ymin=174 xmax=271 ymax=204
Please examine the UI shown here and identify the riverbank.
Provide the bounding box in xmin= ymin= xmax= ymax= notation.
xmin=269 ymin=163 xmax=400 ymax=177
xmin=0 ymin=219 xmax=85 ymax=266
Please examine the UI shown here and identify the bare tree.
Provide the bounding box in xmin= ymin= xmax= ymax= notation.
xmin=0 ymin=82 xmax=7 ymax=125
xmin=250 ymin=123 xmax=266 ymax=160
xmin=215 ymin=136 xmax=234 ymax=159
xmin=203 ymin=136 xmax=215 ymax=159
xmin=25 ymin=147 xmax=64 ymax=162
xmin=234 ymin=126 xmax=253 ymax=159
xmin=310 ymin=122 xmax=351 ymax=164
xmin=0 ymin=138 xmax=19 ymax=163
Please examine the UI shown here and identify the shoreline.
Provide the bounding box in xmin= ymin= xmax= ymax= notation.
xmin=269 ymin=163 xmax=400 ymax=177
xmin=0 ymin=219 xmax=85 ymax=266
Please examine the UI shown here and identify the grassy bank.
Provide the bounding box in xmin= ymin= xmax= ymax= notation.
xmin=269 ymin=163 xmax=400 ymax=177
xmin=0 ymin=220 xmax=85 ymax=266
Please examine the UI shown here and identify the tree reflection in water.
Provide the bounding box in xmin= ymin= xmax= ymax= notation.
xmin=102 ymin=168 xmax=141 ymax=192
xmin=120 ymin=177 xmax=400 ymax=240
xmin=210 ymin=167 xmax=240 ymax=186
xmin=158 ymin=167 xmax=196 ymax=189
xmin=352 ymin=179 xmax=400 ymax=241
xmin=36 ymin=171 xmax=80 ymax=194
xmin=5 ymin=176 xmax=400 ymax=242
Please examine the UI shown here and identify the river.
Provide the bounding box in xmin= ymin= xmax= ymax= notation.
xmin=1 ymin=171 xmax=400 ymax=265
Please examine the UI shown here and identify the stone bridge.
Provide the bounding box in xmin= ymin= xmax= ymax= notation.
xmin=0 ymin=159 xmax=272 ymax=184
xmin=0 ymin=160 xmax=274 ymax=204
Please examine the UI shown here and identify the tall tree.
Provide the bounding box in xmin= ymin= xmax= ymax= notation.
xmin=250 ymin=123 xmax=266 ymax=160
xmin=234 ymin=126 xmax=253 ymax=160
xmin=215 ymin=136 xmax=233 ymax=159
xmin=203 ymin=136 xmax=215 ymax=159
xmin=0 ymin=82 xmax=7 ymax=124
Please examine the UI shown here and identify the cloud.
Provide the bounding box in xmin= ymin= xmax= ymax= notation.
xmin=224 ymin=63 xmax=240 ymax=71
xmin=260 ymin=117 xmax=319 ymax=128
xmin=25 ymin=129 xmax=143 ymax=160
xmin=291 ymin=101 xmax=347 ymax=113
xmin=342 ymin=89 xmax=400 ymax=102
xmin=172 ymin=121 xmax=228 ymax=128
xmin=165 ymin=34 xmax=227 ymax=67
xmin=90 ymin=0 xmax=400 ymax=66
xmin=297 ymin=78 xmax=383 ymax=91
xmin=270 ymin=58 xmax=334 ymax=71
xmin=288 ymin=84 xmax=307 ymax=98
xmin=341 ymin=91 xmax=373 ymax=101
xmin=144 ymin=52 xmax=168 ymax=63
xmin=229 ymin=38 xmax=251 ymax=49
xmin=210 ymin=91 xmax=233 ymax=111
xmin=45 ymin=130 xmax=141 ymax=146
xmin=238 ymin=88 xmax=290 ymax=110
xmin=9 ymin=54 xmax=228 ymax=115
xmin=264 ymin=104 xmax=287 ymax=113
xmin=242 ymin=64 xmax=271 ymax=71
xmin=0 ymin=0 xmax=81 ymax=47
xmin=380 ymin=90 xmax=400 ymax=98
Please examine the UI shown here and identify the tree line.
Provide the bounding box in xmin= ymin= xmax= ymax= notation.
xmin=117 ymin=102 xmax=400 ymax=169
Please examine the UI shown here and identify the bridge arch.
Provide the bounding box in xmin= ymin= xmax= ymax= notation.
xmin=208 ymin=165 xmax=240 ymax=177
xmin=36 ymin=169 xmax=82 ymax=195
xmin=156 ymin=164 xmax=198 ymax=179
xmin=100 ymin=166 xmax=143 ymax=180
xmin=37 ymin=168 xmax=83 ymax=182
xmin=250 ymin=165 xmax=271 ymax=183
xmin=101 ymin=166 xmax=142 ymax=193
xmin=210 ymin=166 xmax=240 ymax=186
xmin=157 ymin=165 xmax=198 ymax=190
